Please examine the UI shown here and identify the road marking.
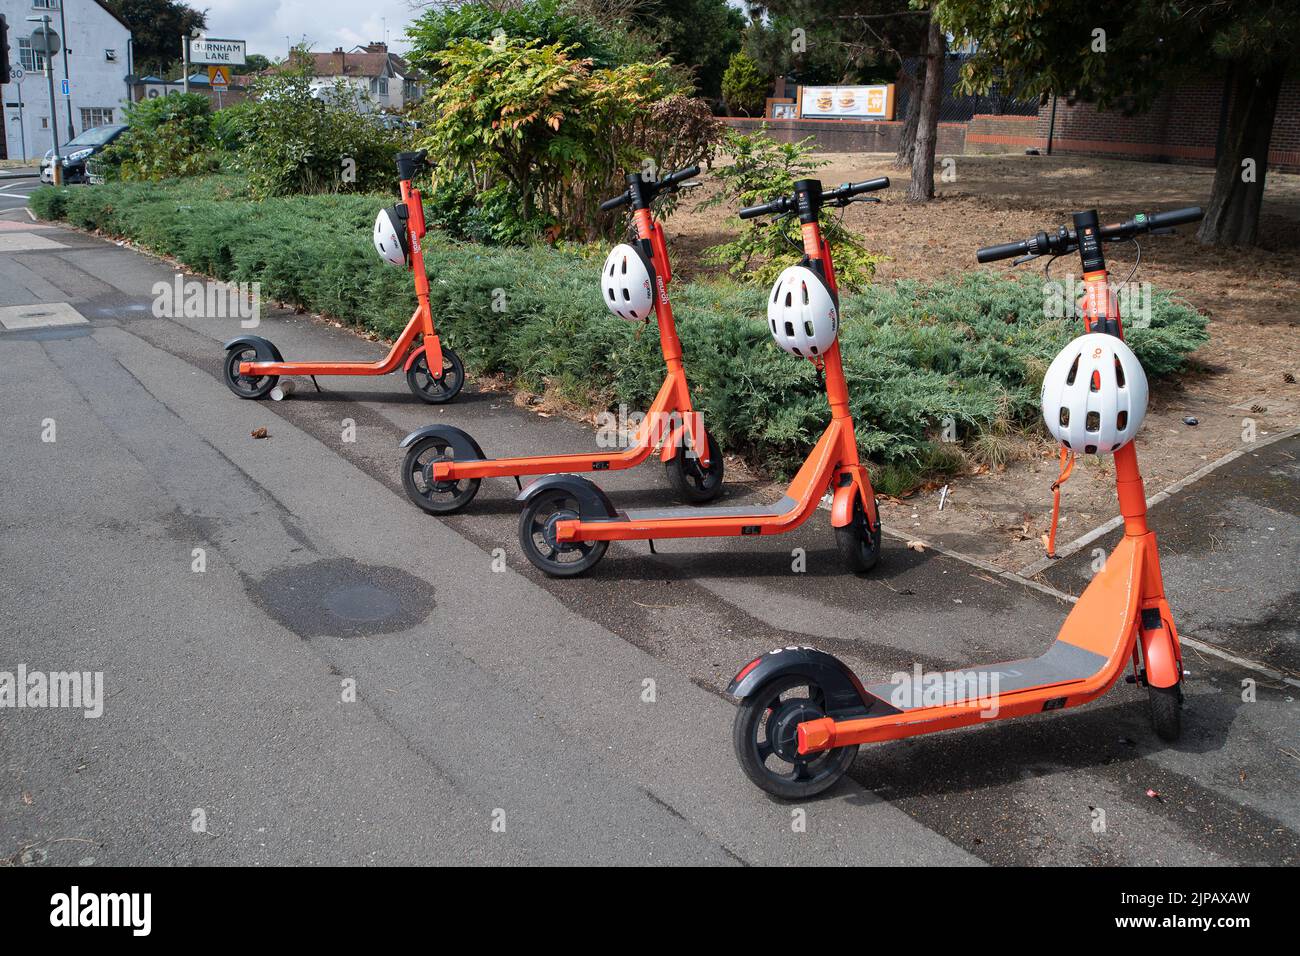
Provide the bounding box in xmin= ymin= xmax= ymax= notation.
xmin=0 ymin=232 xmax=66 ymax=252
xmin=0 ymin=302 xmax=88 ymax=330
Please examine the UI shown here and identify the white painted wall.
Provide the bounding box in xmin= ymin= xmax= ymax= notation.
xmin=2 ymin=0 xmax=133 ymax=161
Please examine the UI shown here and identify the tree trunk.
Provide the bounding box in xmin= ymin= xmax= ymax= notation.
xmin=893 ymin=60 xmax=925 ymax=169
xmin=1197 ymin=62 xmax=1284 ymax=247
xmin=907 ymin=12 xmax=945 ymax=203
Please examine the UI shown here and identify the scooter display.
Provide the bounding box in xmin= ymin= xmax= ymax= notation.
xmin=726 ymin=205 xmax=1203 ymax=799
xmin=398 ymin=165 xmax=726 ymax=515
xmin=514 ymin=176 xmax=890 ymax=577
xmin=221 ymin=149 xmax=465 ymax=404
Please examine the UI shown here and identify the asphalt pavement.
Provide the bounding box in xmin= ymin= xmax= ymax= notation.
xmin=1 ymin=205 xmax=1296 ymax=866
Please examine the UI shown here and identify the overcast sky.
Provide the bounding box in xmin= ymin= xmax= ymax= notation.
xmin=199 ymin=0 xmax=428 ymax=59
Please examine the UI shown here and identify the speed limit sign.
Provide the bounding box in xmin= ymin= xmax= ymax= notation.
xmin=11 ymin=66 xmax=24 ymax=82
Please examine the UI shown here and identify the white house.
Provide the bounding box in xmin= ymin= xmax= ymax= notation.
xmin=1 ymin=0 xmax=133 ymax=161
xmin=294 ymin=43 xmax=423 ymax=113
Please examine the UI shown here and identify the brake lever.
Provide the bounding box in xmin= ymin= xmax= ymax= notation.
xmin=849 ymin=196 xmax=881 ymax=204
xmin=1012 ymin=253 xmax=1040 ymax=267
xmin=1150 ymin=226 xmax=1175 ymax=236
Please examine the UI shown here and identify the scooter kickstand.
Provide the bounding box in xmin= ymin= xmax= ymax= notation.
xmin=310 ymin=376 xmax=322 ymax=393
xmin=648 ymin=539 xmax=658 ymax=554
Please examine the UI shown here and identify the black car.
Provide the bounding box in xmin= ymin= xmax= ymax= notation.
xmin=40 ymin=124 xmax=128 ymax=184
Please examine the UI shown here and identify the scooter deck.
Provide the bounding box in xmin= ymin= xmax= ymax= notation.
xmin=862 ymin=640 xmax=1107 ymax=712
xmin=611 ymin=495 xmax=799 ymax=523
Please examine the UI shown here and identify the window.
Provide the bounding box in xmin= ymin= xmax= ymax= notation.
xmin=32 ymin=0 xmax=60 ymax=8
xmin=80 ymin=107 xmax=115 ymax=130
xmin=375 ymin=77 xmax=388 ymax=96
xmin=19 ymin=38 xmax=47 ymax=73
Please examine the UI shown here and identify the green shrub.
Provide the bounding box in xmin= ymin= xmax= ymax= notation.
xmin=101 ymin=92 xmax=217 ymax=181
xmin=234 ymin=70 xmax=412 ymax=198
xmin=29 ymin=175 xmax=1209 ymax=486
xmin=721 ymin=50 xmax=768 ymax=116
xmin=702 ymin=128 xmax=884 ymax=288
xmin=418 ymin=37 xmax=720 ymax=242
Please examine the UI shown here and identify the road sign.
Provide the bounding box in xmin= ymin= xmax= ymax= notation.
xmin=190 ymin=37 xmax=246 ymax=66
xmin=60 ymin=77 xmax=69 ymax=96
xmin=30 ymin=25 xmax=60 ymax=56
xmin=12 ymin=67 xmax=24 ymax=82
xmin=207 ymin=65 xmax=230 ymax=91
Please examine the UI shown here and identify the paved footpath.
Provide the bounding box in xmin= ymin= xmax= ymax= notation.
xmin=1 ymin=208 xmax=1296 ymax=865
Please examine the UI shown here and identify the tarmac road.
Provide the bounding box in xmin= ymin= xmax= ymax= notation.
xmin=1 ymin=210 xmax=1296 ymax=866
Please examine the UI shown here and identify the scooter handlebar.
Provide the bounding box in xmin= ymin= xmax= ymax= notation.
xmin=978 ymin=206 xmax=1205 ymax=263
xmin=599 ymin=164 xmax=704 ymax=212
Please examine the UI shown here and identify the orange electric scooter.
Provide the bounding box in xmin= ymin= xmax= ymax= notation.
xmin=221 ymin=149 xmax=465 ymax=404
xmin=398 ymin=165 xmax=726 ymax=514
xmin=514 ymin=176 xmax=891 ymax=577
xmin=727 ymin=205 xmax=1203 ymax=799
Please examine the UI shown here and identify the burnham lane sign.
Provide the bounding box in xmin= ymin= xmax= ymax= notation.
xmin=190 ymin=37 xmax=246 ymax=66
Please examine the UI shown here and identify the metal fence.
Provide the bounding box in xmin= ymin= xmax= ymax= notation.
xmin=895 ymin=54 xmax=1039 ymax=123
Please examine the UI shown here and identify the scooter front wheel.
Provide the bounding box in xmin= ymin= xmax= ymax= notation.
xmin=518 ymin=488 xmax=608 ymax=577
xmin=733 ymin=674 xmax=859 ymax=799
xmin=665 ymin=431 xmax=725 ymax=504
xmin=222 ymin=345 xmax=278 ymax=399
xmin=1148 ymin=681 xmax=1182 ymax=742
xmin=402 ymin=436 xmax=481 ymax=515
xmin=407 ymin=347 xmax=465 ymax=404
xmin=835 ymin=495 xmax=882 ymax=573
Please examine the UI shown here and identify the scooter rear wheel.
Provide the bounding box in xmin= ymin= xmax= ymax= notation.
xmin=664 ymin=431 xmax=725 ymax=504
xmin=222 ymin=345 xmax=278 ymax=400
xmin=834 ymin=495 xmax=882 ymax=573
xmin=733 ymin=674 xmax=859 ymax=799
xmin=407 ymin=347 xmax=465 ymax=404
xmin=402 ymin=435 xmax=481 ymax=515
xmin=1148 ymin=681 xmax=1182 ymax=742
xmin=518 ymin=488 xmax=608 ymax=577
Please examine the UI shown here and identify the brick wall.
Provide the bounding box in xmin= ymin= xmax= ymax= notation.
xmin=724 ymin=78 xmax=1300 ymax=174
xmin=722 ymin=117 xmax=967 ymax=156
xmin=1039 ymin=78 xmax=1300 ymax=173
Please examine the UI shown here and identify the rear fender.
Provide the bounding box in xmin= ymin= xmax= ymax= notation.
xmin=397 ymin=424 xmax=485 ymax=462
xmin=516 ymin=474 xmax=618 ymax=520
xmin=728 ymin=646 xmax=873 ymax=718
xmin=222 ymin=335 xmax=283 ymax=363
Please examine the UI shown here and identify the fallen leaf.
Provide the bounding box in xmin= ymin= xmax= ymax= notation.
xmin=906 ymin=540 xmax=925 ymax=553
xmin=251 ymin=427 xmax=269 ymax=439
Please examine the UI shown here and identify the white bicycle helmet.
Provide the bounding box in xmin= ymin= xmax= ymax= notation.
xmin=601 ymin=243 xmax=656 ymax=322
xmin=1041 ymin=332 xmax=1149 ymax=454
xmin=767 ymin=265 xmax=838 ymax=358
xmin=373 ymin=204 xmax=409 ymax=267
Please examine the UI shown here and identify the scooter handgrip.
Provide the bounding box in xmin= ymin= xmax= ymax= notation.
xmin=852 ymin=177 xmax=890 ymax=194
xmin=739 ymin=198 xmax=783 ymax=219
xmin=600 ymin=192 xmax=630 ymax=212
xmin=662 ymin=165 xmax=701 ymax=188
xmin=976 ymin=239 xmax=1029 ymax=263
xmin=1145 ymin=206 xmax=1203 ymax=230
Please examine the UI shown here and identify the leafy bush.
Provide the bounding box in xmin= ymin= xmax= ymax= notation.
xmin=702 ymin=127 xmax=884 ymax=288
xmin=721 ymin=50 xmax=768 ymax=116
xmin=405 ymin=0 xmax=644 ymax=72
xmin=101 ymin=92 xmax=217 ymax=181
xmin=418 ymin=37 xmax=720 ymax=241
xmin=30 ymin=176 xmax=1208 ymax=487
xmin=234 ymin=71 xmax=413 ymax=198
